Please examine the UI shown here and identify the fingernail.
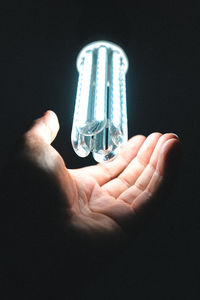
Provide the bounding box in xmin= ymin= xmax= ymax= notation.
xmin=170 ymin=133 xmax=179 ymax=139
xmin=43 ymin=111 xmax=49 ymax=116
xmin=43 ymin=110 xmax=53 ymax=117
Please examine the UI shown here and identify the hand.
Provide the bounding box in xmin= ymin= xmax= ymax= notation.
xmin=1 ymin=110 xmax=181 ymax=298
xmin=14 ymin=110 xmax=181 ymax=238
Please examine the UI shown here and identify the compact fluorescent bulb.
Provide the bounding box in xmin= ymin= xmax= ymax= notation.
xmin=71 ymin=41 xmax=129 ymax=163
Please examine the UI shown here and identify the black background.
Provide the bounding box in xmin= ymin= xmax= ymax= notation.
xmin=0 ymin=1 xmax=199 ymax=299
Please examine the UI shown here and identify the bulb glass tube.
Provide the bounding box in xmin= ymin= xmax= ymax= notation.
xmin=71 ymin=41 xmax=129 ymax=163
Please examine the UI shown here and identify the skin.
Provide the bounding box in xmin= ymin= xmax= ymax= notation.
xmin=20 ymin=110 xmax=181 ymax=238
xmin=1 ymin=110 xmax=181 ymax=298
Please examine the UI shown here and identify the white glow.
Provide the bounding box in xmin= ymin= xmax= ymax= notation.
xmin=71 ymin=41 xmax=129 ymax=163
xmin=76 ymin=51 xmax=93 ymax=132
xmin=94 ymin=46 xmax=107 ymax=122
xmin=120 ymin=62 xmax=128 ymax=143
xmin=110 ymin=51 xmax=121 ymax=129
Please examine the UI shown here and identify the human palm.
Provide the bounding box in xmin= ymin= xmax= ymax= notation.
xmin=21 ymin=110 xmax=181 ymax=242
xmin=0 ymin=110 xmax=181 ymax=299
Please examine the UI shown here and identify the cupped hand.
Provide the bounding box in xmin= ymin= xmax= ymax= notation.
xmin=1 ymin=110 xmax=181 ymax=299
xmin=19 ymin=110 xmax=181 ymax=241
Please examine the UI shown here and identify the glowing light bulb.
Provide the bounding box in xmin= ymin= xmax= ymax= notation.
xmin=71 ymin=41 xmax=129 ymax=163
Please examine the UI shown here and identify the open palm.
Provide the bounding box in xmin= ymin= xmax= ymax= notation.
xmin=23 ymin=111 xmax=181 ymax=240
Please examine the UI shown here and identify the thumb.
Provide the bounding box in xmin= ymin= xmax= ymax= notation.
xmin=26 ymin=110 xmax=60 ymax=144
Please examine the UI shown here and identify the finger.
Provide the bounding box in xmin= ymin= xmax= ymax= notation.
xmin=24 ymin=110 xmax=60 ymax=145
xmin=156 ymin=137 xmax=181 ymax=177
xmin=131 ymin=137 xmax=181 ymax=214
xmin=102 ymin=133 xmax=161 ymax=198
xmin=20 ymin=110 xmax=76 ymax=208
xmin=116 ymin=133 xmax=179 ymax=202
xmin=74 ymin=135 xmax=146 ymax=186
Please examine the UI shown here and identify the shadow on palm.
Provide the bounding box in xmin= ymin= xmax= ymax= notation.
xmin=22 ymin=111 xmax=181 ymax=241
